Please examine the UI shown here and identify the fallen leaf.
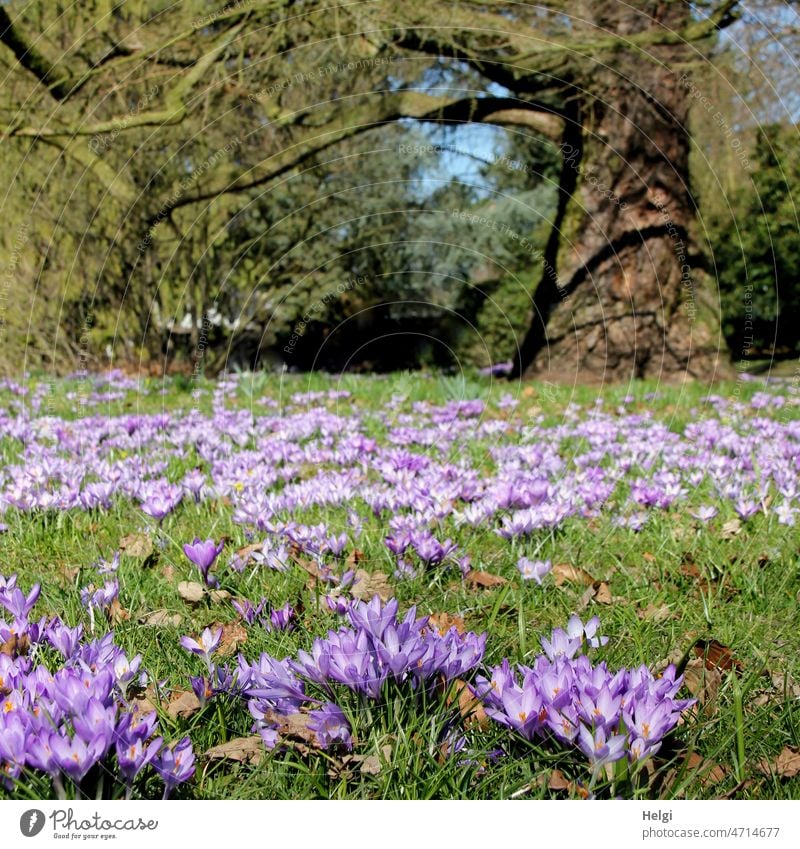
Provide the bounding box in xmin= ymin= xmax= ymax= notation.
xmin=357 ymin=745 xmax=393 ymax=775
xmin=757 ymin=746 xmax=800 ymax=779
xmin=109 ymin=599 xmax=130 ymax=624
xmin=140 ymin=609 xmax=182 ymax=627
xmin=346 ymin=549 xmax=367 ymax=568
xmin=683 ymin=658 xmax=721 ymax=712
xmin=720 ymin=518 xmax=742 ymax=539
xmin=693 ymin=639 xmax=743 ymax=674
xmin=552 ymin=562 xmax=596 ymax=587
xmin=56 ymin=563 xmax=80 ymax=586
xmin=594 ymin=581 xmax=612 ymax=604
xmin=216 ymin=621 xmax=248 ymax=657
xmin=351 ymin=568 xmax=392 ymax=601
xmin=0 ymin=634 xmax=29 ymax=658
xmin=205 ymin=736 xmax=263 ymax=765
xmin=428 ymin=612 xmax=465 ymax=635
xmin=447 ymin=679 xmax=489 ymax=730
xmin=166 ymin=690 xmax=201 ymax=719
xmin=294 ymin=558 xmax=325 ymax=590
xmin=261 ymin=709 xmax=318 ymax=747
xmin=464 ymin=570 xmax=508 ymax=589
xmin=178 ymin=581 xmax=206 ymax=604
xmin=209 ymin=589 xmax=232 ymax=603
xmin=236 ymin=542 xmax=264 ymax=561
xmin=119 ymin=533 xmax=154 ymax=559
xmin=547 ymin=769 xmax=571 ymax=791
xmin=661 ymin=752 xmax=726 ymax=796
xmin=131 ymin=688 xmax=158 ymax=716
xmin=359 ymin=754 xmax=382 ymax=775
xmin=685 ymin=752 xmax=727 ymax=786
xmin=638 ymin=603 xmax=672 ymax=623
xmin=578 ymin=580 xmax=612 ymax=609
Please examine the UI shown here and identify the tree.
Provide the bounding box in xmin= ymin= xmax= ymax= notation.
xmin=0 ymin=0 xmax=759 ymax=380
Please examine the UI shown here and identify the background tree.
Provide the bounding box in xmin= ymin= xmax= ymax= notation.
xmin=1 ymin=0 xmax=797 ymax=382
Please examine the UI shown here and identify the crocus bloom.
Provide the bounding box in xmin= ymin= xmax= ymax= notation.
xmin=517 ymin=557 xmax=552 ymax=584
xmin=269 ymin=604 xmax=295 ymax=632
xmin=179 ymin=627 xmax=222 ymax=659
xmin=308 ymin=703 xmax=352 ymax=750
xmin=183 ymin=538 xmax=224 ymax=587
xmin=154 ymin=737 xmax=195 ymax=797
xmin=577 ymin=723 xmax=627 ymax=768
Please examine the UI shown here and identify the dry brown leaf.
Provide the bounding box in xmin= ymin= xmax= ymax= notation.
xmin=109 ymin=599 xmax=130 ymax=624
xmin=216 ymin=622 xmax=248 ymax=657
xmin=236 ymin=542 xmax=264 ymax=561
xmin=428 ymin=612 xmax=465 ymax=635
xmin=262 ymin=709 xmax=318 ymax=747
xmin=693 ymin=639 xmax=744 ymax=674
xmin=351 ymin=568 xmax=392 ymax=601
xmin=578 ymin=581 xmax=611 ymax=608
xmin=346 ymin=549 xmax=367 ymax=568
xmin=178 ymin=581 xmax=206 ymax=603
xmin=166 ymin=690 xmax=201 ymax=719
xmin=757 ymin=746 xmax=800 ymax=779
xmin=56 ymin=562 xmax=80 ymax=586
xmin=662 ymin=752 xmax=727 ymax=796
xmin=119 ymin=533 xmax=154 ymax=559
xmin=0 ymin=634 xmax=29 ymax=658
xmin=683 ymin=658 xmax=722 ymax=713
xmin=685 ymin=752 xmax=727 ymax=786
xmin=720 ymin=518 xmax=742 ymax=539
xmin=447 ymin=679 xmax=489 ymax=730
xmin=593 ymin=581 xmax=612 ymax=604
xmin=295 ymin=558 xmax=325 ymax=590
xmin=209 ymin=589 xmax=232 ymax=603
xmin=205 ymin=736 xmax=264 ymax=765
xmin=638 ymin=603 xmax=672 ymax=623
xmin=464 ymin=570 xmax=508 ymax=589
xmin=131 ymin=690 xmax=158 ymax=716
xmin=552 ymin=562 xmax=596 ymax=587
xmin=357 ymin=745 xmax=393 ymax=775
xmin=140 ymin=608 xmax=182 ymax=627
xmin=769 ymin=672 xmax=800 ymax=700
xmin=547 ymin=769 xmax=572 ymax=791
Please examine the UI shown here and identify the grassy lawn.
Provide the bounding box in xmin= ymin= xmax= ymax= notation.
xmin=1 ymin=368 xmax=799 ymax=800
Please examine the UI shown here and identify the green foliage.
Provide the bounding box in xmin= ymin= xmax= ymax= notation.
xmin=708 ymin=124 xmax=800 ymax=357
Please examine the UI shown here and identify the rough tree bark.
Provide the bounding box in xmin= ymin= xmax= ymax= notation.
xmin=515 ymin=2 xmax=731 ymax=382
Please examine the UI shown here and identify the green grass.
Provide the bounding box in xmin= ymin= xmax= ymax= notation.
xmin=1 ymin=369 xmax=799 ymax=800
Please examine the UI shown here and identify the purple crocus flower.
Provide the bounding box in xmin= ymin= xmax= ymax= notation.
xmin=0 ymin=713 xmax=27 ymax=785
xmin=154 ymin=737 xmax=195 ymax=797
xmin=232 ymin=597 xmax=267 ymax=625
xmin=307 ymin=703 xmax=352 ymax=750
xmin=690 ymin=505 xmax=718 ymax=522
xmin=269 ymin=604 xmax=295 ymax=632
xmin=0 ymin=582 xmax=41 ymax=618
xmin=577 ymin=723 xmax=627 ymax=768
xmin=179 ymin=627 xmax=222 ymax=659
xmin=50 ymin=731 xmax=111 ymax=782
xmin=567 ymin=615 xmax=609 ymax=649
xmin=183 ymin=538 xmax=224 ymax=587
xmin=116 ymin=736 xmax=163 ymax=784
xmin=140 ymin=492 xmax=181 ymax=522
xmin=45 ymin=620 xmax=84 ymax=659
xmin=517 ymin=557 xmax=552 ymax=584
xmin=540 ymin=627 xmax=582 ymax=661
xmin=325 ymin=595 xmax=349 ymax=615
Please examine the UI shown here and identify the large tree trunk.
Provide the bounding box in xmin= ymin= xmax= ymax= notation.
xmin=516 ymin=2 xmax=731 ymax=383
